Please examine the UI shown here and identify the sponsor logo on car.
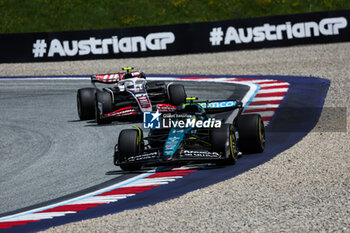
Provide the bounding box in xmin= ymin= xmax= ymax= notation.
xmin=182 ymin=150 xmax=220 ymax=158
xmin=136 ymin=94 xmax=151 ymax=108
xmin=127 ymin=152 xmax=158 ymax=162
xmin=184 ymin=101 xmax=236 ymax=109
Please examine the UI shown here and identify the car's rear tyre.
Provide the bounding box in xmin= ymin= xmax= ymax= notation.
xmin=236 ymin=114 xmax=265 ymax=154
xmin=95 ymin=91 xmax=113 ymax=124
xmin=211 ymin=124 xmax=238 ymax=165
xmin=77 ymin=88 xmax=96 ymax=120
xmin=168 ymin=84 xmax=186 ymax=106
xmin=118 ymin=129 xmax=143 ymax=171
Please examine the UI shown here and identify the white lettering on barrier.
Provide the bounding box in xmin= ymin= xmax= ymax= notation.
xmin=210 ymin=17 xmax=348 ymax=46
xmin=38 ymin=32 xmax=175 ymax=58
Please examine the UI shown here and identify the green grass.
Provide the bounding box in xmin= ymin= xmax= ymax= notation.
xmin=1 ymin=0 xmax=349 ymax=34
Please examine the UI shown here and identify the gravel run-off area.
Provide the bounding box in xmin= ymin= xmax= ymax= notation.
xmin=1 ymin=42 xmax=349 ymax=232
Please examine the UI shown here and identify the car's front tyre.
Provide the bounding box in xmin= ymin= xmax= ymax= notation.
xmin=118 ymin=129 xmax=143 ymax=171
xmin=211 ymin=124 xmax=238 ymax=166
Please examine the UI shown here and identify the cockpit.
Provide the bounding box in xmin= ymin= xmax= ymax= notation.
xmin=118 ymin=78 xmax=147 ymax=93
xmin=178 ymin=104 xmax=206 ymax=116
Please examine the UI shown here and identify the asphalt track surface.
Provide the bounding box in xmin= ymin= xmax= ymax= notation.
xmin=0 ymin=78 xmax=248 ymax=216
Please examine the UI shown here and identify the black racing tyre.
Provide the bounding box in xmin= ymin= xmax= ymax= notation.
xmin=236 ymin=114 xmax=265 ymax=154
xmin=118 ymin=129 xmax=143 ymax=171
xmin=168 ymin=84 xmax=186 ymax=106
xmin=95 ymin=91 xmax=113 ymax=124
xmin=211 ymin=124 xmax=238 ymax=165
xmin=77 ymin=88 xmax=96 ymax=120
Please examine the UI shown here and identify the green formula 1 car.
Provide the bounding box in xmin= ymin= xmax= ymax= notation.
xmin=114 ymin=98 xmax=265 ymax=171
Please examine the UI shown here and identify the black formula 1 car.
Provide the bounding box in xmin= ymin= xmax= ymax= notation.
xmin=114 ymin=98 xmax=265 ymax=171
xmin=77 ymin=67 xmax=186 ymax=124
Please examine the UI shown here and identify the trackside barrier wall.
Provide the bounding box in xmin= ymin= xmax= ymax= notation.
xmin=0 ymin=10 xmax=349 ymax=63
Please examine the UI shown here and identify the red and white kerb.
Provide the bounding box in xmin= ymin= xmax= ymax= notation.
xmin=0 ymin=168 xmax=196 ymax=230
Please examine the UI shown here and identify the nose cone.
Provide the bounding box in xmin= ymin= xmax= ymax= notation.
xmin=164 ymin=129 xmax=184 ymax=156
